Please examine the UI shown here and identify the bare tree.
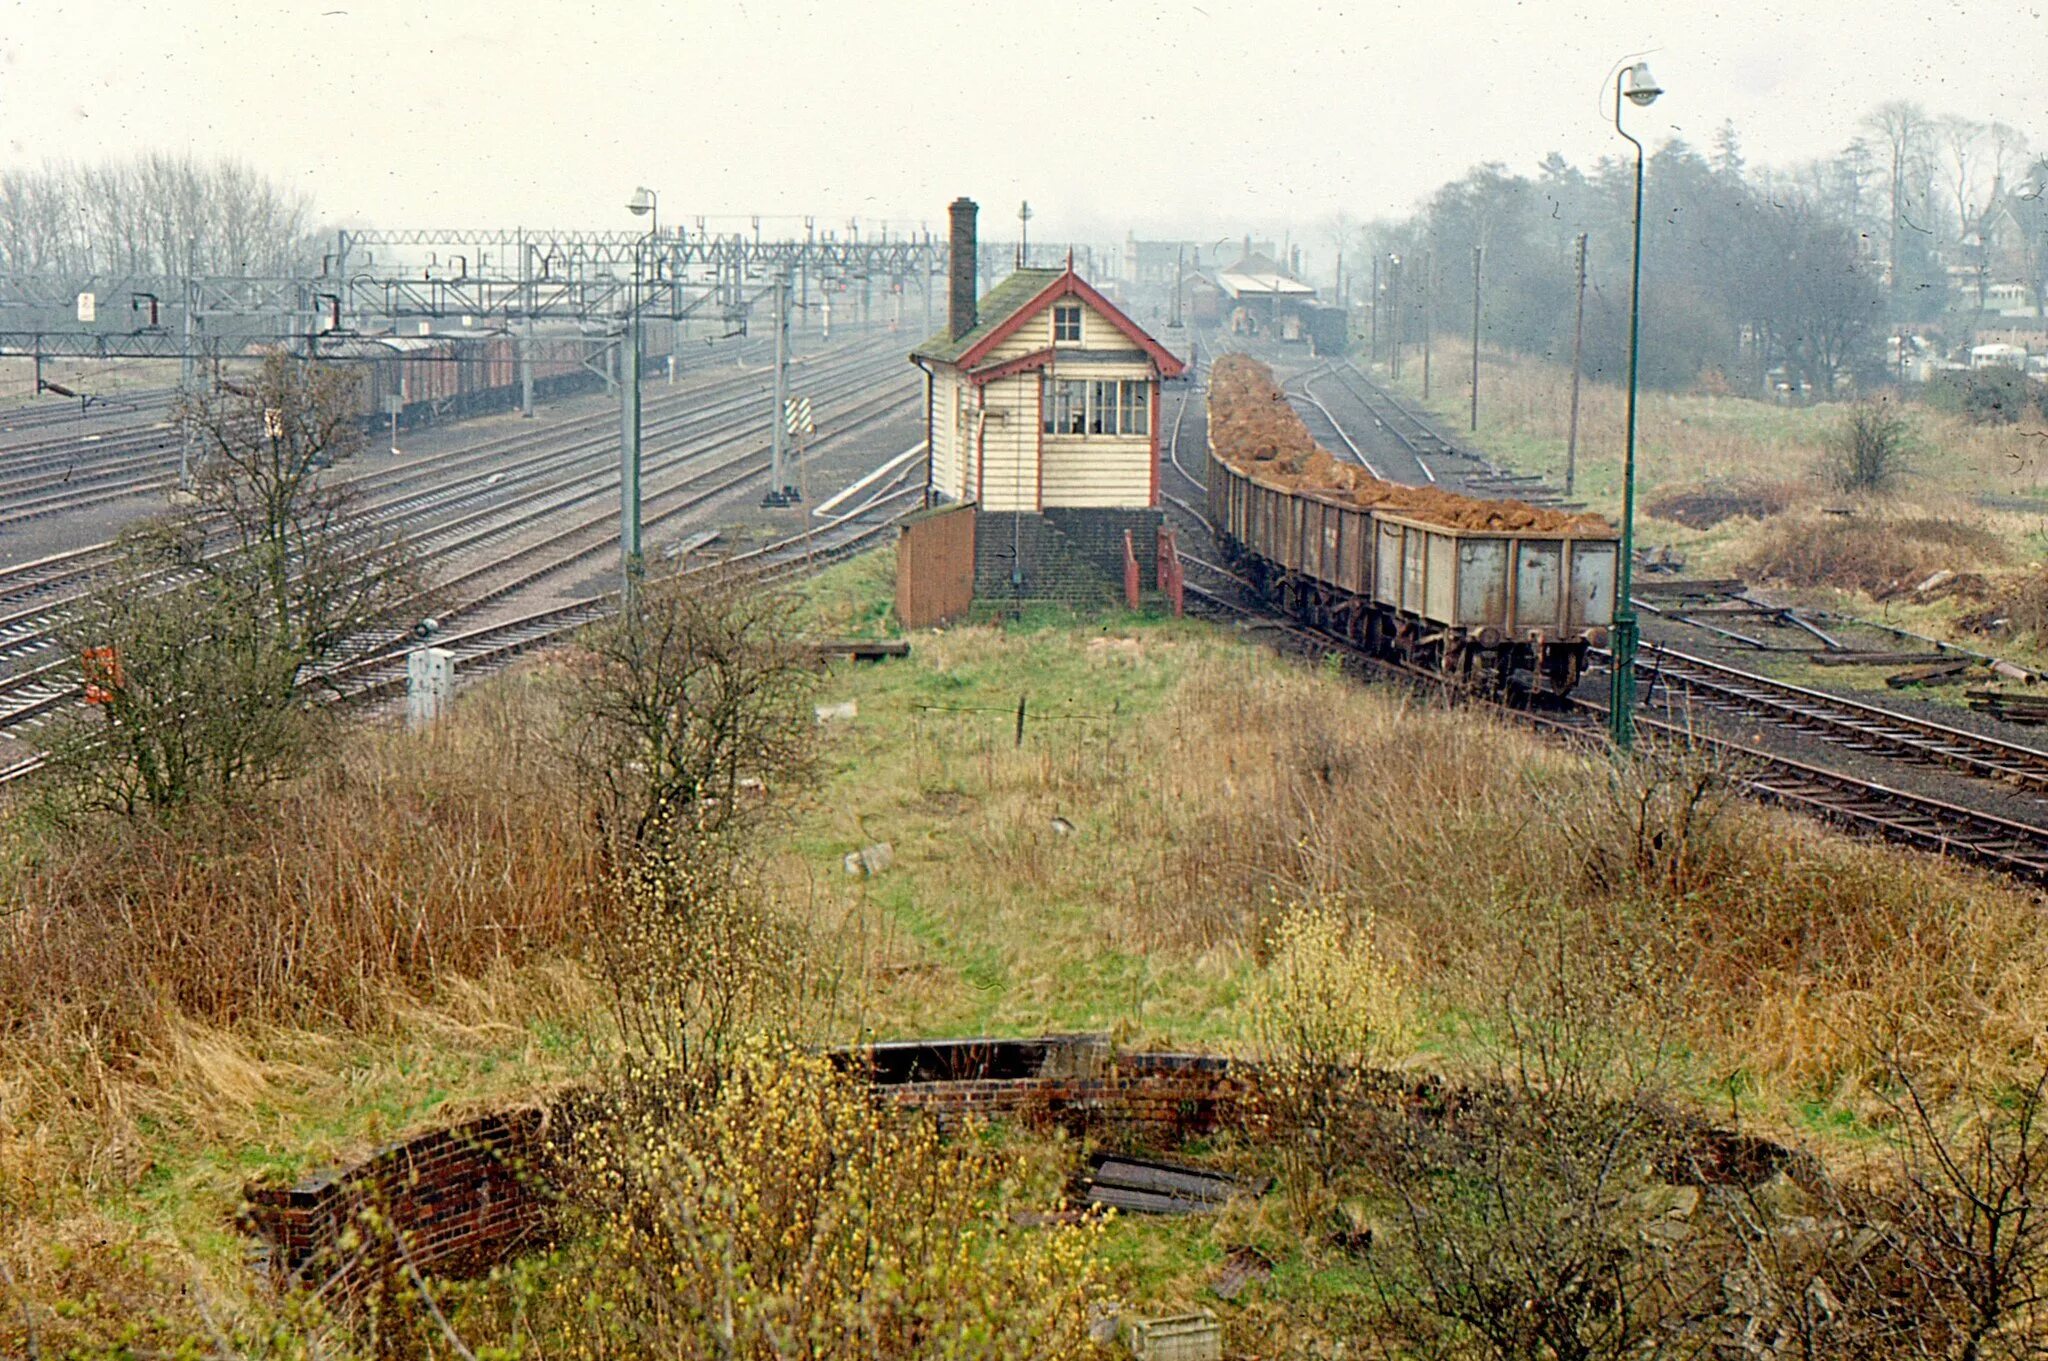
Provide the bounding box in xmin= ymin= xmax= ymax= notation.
xmin=44 ymin=353 xmax=421 ymax=811
xmin=565 ymin=569 xmax=819 ymax=858
xmin=1875 ymin=1056 xmax=2048 ymax=1360
xmin=1987 ymin=124 xmax=2032 ymax=199
xmin=1864 ymin=101 xmax=1937 ymax=303
xmin=0 ymin=155 xmax=321 ymax=281
xmin=1743 ymin=196 xmax=1885 ymax=398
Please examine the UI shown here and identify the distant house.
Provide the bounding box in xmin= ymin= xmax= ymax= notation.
xmin=903 ymin=197 xmax=1186 ymax=611
xmin=1978 ymin=165 xmax=2048 ymax=316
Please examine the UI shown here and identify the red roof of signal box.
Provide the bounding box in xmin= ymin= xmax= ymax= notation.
xmin=911 ymin=265 xmax=1186 ymax=379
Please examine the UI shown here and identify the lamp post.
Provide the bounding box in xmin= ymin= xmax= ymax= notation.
xmin=1607 ymin=60 xmax=1663 ymax=750
xmin=621 ymin=186 xmax=658 ymax=601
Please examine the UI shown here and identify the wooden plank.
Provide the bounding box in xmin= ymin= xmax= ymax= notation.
xmin=1886 ymin=659 xmax=1974 ymax=688
xmin=809 ymin=639 xmax=911 ymax=661
xmin=1809 ymin=651 xmax=1959 ymax=667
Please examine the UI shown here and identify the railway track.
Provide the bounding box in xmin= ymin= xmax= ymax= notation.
xmin=0 ymin=483 xmax=923 ymax=789
xmin=1176 ymin=559 xmax=2048 ymax=885
xmin=0 ymin=387 xmax=175 ymax=440
xmin=0 ymin=337 xmax=900 ymax=630
xmin=1298 ymin=349 xmax=2048 ymax=798
xmin=1622 ymin=645 xmax=2048 ymax=794
xmin=0 ymin=335 xmax=916 ymax=733
xmin=1315 ymin=360 xmax=1578 ymax=507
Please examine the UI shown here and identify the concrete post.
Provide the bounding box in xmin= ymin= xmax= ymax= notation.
xmin=406 ymin=647 xmax=455 ymax=726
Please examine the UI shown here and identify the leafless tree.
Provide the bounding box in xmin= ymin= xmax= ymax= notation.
xmin=0 ymin=154 xmax=321 ymax=280
xmin=1864 ymin=101 xmax=1937 ymax=298
xmin=44 ymin=354 xmax=420 ymax=811
xmin=1874 ymin=1055 xmax=2048 ymax=1360
xmin=1987 ymin=124 xmax=2032 ymax=200
xmin=565 ymin=569 xmax=819 ymax=859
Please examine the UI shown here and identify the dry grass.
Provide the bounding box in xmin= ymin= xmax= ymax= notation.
xmin=802 ymin=625 xmax=2048 ymax=1108
xmin=1739 ymin=510 xmax=2012 ymax=596
xmin=0 ymin=666 xmax=612 ymax=1350
xmin=1421 ymin=343 xmax=2048 ymax=511
xmin=11 ymin=553 xmax=2048 ymax=1348
xmin=1145 ymin=655 xmax=2048 ymax=1092
xmin=0 ymin=671 xmax=597 ymax=1054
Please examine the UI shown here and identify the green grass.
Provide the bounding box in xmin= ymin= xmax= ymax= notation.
xmin=786 ymin=577 xmax=1257 ymax=1045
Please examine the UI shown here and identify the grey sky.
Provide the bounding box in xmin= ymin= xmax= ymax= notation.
xmin=3 ymin=0 xmax=2043 ymax=248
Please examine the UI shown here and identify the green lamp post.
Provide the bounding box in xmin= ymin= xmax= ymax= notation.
xmin=1608 ymin=60 xmax=1663 ymax=749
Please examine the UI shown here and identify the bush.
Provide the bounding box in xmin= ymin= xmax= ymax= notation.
xmin=565 ymin=568 xmax=817 ymax=859
xmin=1248 ymin=898 xmax=1406 ymax=1222
xmin=1927 ymin=367 xmax=2046 ymax=426
xmin=1743 ymin=512 xmax=2006 ymax=596
xmin=520 ymin=1045 xmax=1110 ymax=1359
xmin=1826 ymin=401 xmax=1917 ymax=493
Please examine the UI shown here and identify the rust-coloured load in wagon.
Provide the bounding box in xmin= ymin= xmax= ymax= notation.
xmin=1206 ymin=354 xmax=1612 ymax=537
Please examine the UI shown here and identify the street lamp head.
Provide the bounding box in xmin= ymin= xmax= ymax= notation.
xmin=626 ymin=187 xmax=657 ymax=217
xmin=1623 ymin=62 xmax=1663 ymax=107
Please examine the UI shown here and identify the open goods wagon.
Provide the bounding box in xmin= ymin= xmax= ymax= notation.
xmin=254 ymin=328 xmax=617 ymax=430
xmin=1207 ymin=447 xmax=1617 ymax=694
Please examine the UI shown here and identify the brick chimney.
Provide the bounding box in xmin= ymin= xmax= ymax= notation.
xmin=948 ymin=197 xmax=978 ymax=341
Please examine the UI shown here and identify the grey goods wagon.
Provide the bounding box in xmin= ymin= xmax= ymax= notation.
xmin=1207 ymin=443 xmax=1618 ymax=694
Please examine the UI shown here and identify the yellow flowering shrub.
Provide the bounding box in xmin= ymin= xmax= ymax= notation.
xmin=1248 ymin=897 xmax=1407 ymax=1220
xmin=531 ymin=1044 xmax=1110 ymax=1359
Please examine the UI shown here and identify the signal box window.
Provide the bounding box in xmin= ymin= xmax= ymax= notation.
xmin=1053 ymin=304 xmax=1082 ymax=343
xmin=1042 ymin=377 xmax=1150 ymax=436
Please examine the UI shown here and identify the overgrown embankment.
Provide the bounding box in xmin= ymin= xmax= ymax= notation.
xmin=8 ymin=551 xmax=2048 ymax=1355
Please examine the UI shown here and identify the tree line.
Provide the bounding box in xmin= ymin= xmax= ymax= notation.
xmin=1345 ymin=102 xmax=2048 ymax=397
xmin=0 ymin=153 xmax=324 ymax=280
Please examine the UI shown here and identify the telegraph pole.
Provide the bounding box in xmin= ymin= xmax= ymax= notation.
xmin=1469 ymin=244 xmax=1483 ymax=433
xmin=802 ymin=217 xmax=814 ymax=334
xmin=1388 ymin=256 xmax=1402 ymax=380
xmin=1566 ymin=233 xmax=1588 ymax=495
xmin=1369 ymin=254 xmax=1380 ymax=362
xmin=1422 ymin=249 xmax=1433 ymax=401
xmin=518 ymin=230 xmax=535 ymax=418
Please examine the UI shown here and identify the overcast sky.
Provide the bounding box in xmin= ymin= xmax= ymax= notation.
xmin=3 ymin=0 xmax=2043 ymax=250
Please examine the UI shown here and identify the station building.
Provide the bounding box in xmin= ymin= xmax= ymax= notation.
xmin=901 ymin=197 xmax=1185 ymax=620
xmin=1212 ymin=250 xmax=1317 ymax=339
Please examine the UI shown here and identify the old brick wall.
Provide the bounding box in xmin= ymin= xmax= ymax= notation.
xmin=894 ymin=502 xmax=977 ymax=627
xmin=973 ymin=508 xmax=1165 ymax=607
xmin=240 ymin=1044 xmax=1245 ymax=1300
xmin=240 ymin=1039 xmax=1803 ymax=1303
xmin=241 ymin=1104 xmax=553 ymax=1295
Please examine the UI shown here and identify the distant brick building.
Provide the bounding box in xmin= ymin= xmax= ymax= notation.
xmin=908 ymin=197 xmax=1185 ymax=604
